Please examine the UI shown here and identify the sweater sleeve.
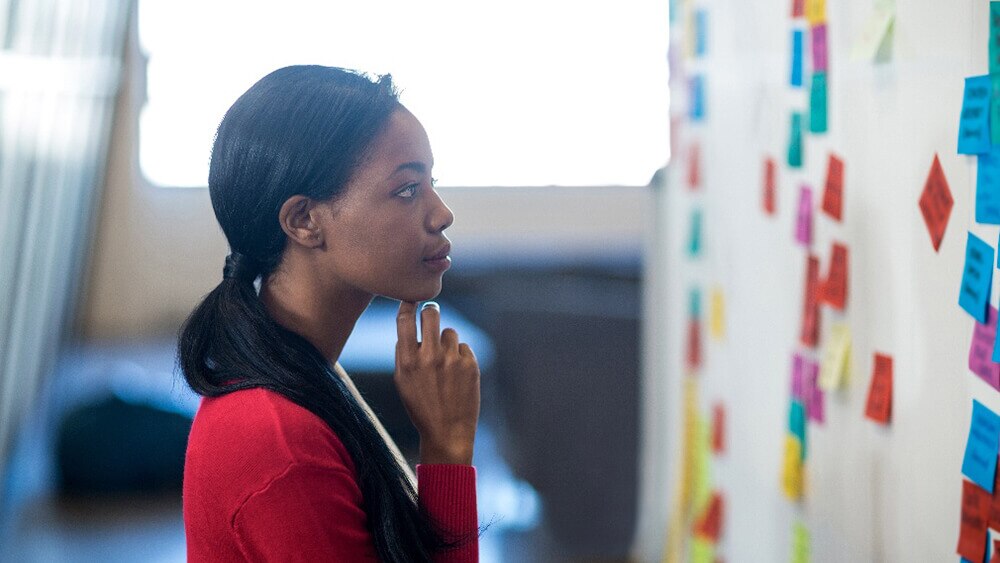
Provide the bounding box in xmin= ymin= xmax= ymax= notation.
xmin=417 ymin=464 xmax=480 ymax=563
xmin=231 ymin=463 xmax=379 ymax=562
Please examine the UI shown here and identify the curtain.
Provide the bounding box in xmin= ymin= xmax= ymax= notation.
xmin=0 ymin=0 xmax=131 ymax=505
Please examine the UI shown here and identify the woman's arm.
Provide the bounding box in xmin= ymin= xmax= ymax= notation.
xmin=418 ymin=464 xmax=480 ymax=563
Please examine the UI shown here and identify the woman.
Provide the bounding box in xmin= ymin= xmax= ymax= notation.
xmin=178 ymin=65 xmax=481 ymax=562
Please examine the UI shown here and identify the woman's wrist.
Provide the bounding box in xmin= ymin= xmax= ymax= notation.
xmin=419 ymin=440 xmax=474 ymax=465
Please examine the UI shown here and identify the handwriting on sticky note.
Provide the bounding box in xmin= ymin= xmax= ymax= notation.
xmin=788 ymin=112 xmax=804 ymax=168
xmin=800 ymin=254 xmax=821 ymax=347
xmin=764 ymin=157 xmax=777 ymax=215
xmin=820 ymin=242 xmax=848 ymax=310
xmin=864 ymin=353 xmax=892 ymax=424
xmin=971 ymin=305 xmax=1000 ymax=388
xmin=962 ymin=400 xmax=1000 ymax=493
xmin=960 ymin=76 xmax=993 ymax=155
xmin=958 ymin=232 xmax=994 ymax=323
xmin=795 ymin=186 xmax=813 ymax=246
xmin=804 ymin=358 xmax=824 ymax=423
xmin=979 ymin=146 xmax=1000 ymax=225
xmin=958 ymin=479 xmax=991 ymax=562
xmin=812 ymin=24 xmax=828 ymax=72
xmin=809 ymin=72 xmax=828 ymax=133
xmin=819 ymin=323 xmax=851 ymax=390
xmin=821 ymin=153 xmax=844 ymax=220
xmin=791 ymin=30 xmax=804 ymax=87
xmin=918 ymin=154 xmax=954 ymax=251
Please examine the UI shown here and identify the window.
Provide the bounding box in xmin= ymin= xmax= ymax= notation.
xmin=138 ymin=1 xmax=669 ymax=188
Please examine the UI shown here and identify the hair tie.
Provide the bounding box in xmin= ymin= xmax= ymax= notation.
xmin=223 ymin=252 xmax=260 ymax=282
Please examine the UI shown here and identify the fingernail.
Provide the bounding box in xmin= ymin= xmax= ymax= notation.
xmin=421 ymin=301 xmax=440 ymax=311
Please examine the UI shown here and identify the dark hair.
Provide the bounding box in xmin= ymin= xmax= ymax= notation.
xmin=177 ymin=65 xmax=460 ymax=562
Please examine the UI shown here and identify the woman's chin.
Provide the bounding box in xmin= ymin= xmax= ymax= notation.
xmin=383 ymin=280 xmax=442 ymax=303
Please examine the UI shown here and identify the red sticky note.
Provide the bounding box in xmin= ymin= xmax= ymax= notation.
xmin=993 ymin=539 xmax=1000 ymax=563
xmin=864 ymin=353 xmax=893 ymax=424
xmin=918 ymin=154 xmax=954 ymax=252
xmin=695 ymin=492 xmax=724 ymax=542
xmin=763 ymin=157 xmax=777 ymax=215
xmin=688 ymin=143 xmax=701 ymax=189
xmin=970 ymin=305 xmax=1000 ymax=390
xmin=958 ymin=479 xmax=991 ymax=562
xmin=712 ymin=403 xmax=725 ymax=453
xmin=791 ymin=0 xmax=804 ymax=17
xmin=819 ymin=242 xmax=849 ymax=310
xmin=800 ymin=254 xmax=822 ymax=347
xmin=989 ymin=464 xmax=1000 ymax=530
xmin=821 ymin=153 xmax=845 ymax=221
xmin=687 ymin=319 xmax=702 ymax=370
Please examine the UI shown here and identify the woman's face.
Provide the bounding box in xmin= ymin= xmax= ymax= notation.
xmin=313 ymin=107 xmax=454 ymax=303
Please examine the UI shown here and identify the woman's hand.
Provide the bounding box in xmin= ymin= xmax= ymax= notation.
xmin=394 ymin=301 xmax=481 ymax=465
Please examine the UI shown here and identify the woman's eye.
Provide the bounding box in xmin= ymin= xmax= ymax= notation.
xmin=397 ymin=184 xmax=418 ymax=198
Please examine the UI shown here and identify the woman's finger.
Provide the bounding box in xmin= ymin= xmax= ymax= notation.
xmin=396 ymin=301 xmax=418 ymax=354
xmin=458 ymin=343 xmax=477 ymax=363
xmin=420 ymin=301 xmax=441 ymax=348
xmin=441 ymin=328 xmax=460 ymax=352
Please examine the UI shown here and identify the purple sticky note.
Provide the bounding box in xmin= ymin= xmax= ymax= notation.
xmin=971 ymin=305 xmax=1000 ymax=390
xmin=792 ymin=353 xmax=805 ymax=400
xmin=795 ymin=185 xmax=813 ymax=246
xmin=804 ymin=359 xmax=824 ymax=423
xmin=811 ymin=24 xmax=828 ymax=72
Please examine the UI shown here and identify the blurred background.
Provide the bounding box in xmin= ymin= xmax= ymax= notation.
xmin=0 ymin=1 xmax=667 ymax=562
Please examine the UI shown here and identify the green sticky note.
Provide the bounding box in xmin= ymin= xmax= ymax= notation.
xmin=691 ymin=538 xmax=715 ymax=563
xmin=991 ymin=2 xmax=1000 ymax=75
xmin=792 ymin=522 xmax=811 ymax=563
xmin=788 ymin=112 xmax=804 ymax=168
xmin=809 ymin=72 xmax=828 ymax=133
xmin=992 ymin=74 xmax=1000 ymax=146
xmin=688 ymin=209 xmax=703 ymax=257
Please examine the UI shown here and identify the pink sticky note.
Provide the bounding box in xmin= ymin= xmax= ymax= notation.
xmin=795 ymin=185 xmax=813 ymax=246
xmin=812 ymin=24 xmax=828 ymax=72
xmin=805 ymin=359 xmax=824 ymax=423
xmin=970 ymin=305 xmax=1000 ymax=390
xmin=792 ymin=353 xmax=805 ymax=400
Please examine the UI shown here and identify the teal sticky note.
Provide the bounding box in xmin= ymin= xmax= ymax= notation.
xmin=991 ymin=2 xmax=1000 ymax=75
xmin=688 ymin=209 xmax=703 ymax=256
xmin=788 ymin=113 xmax=804 ymax=168
xmin=959 ymin=232 xmax=994 ymax=323
xmin=959 ymin=75 xmax=992 ymax=155
xmin=789 ymin=400 xmax=806 ymax=460
xmin=690 ymin=287 xmax=701 ymax=318
xmin=962 ymin=399 xmax=1000 ymax=493
xmin=809 ymin=72 xmax=828 ymax=133
xmin=791 ymin=30 xmax=804 ymax=87
xmin=978 ymin=145 xmax=1000 ymax=224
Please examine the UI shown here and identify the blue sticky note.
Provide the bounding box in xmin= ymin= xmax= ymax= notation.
xmin=991 ymin=3 xmax=1000 ymax=75
xmin=788 ymin=113 xmax=804 ymax=168
xmin=978 ymin=146 xmax=1000 ymax=224
xmin=959 ymin=232 xmax=994 ymax=323
xmin=789 ymin=401 xmax=806 ymax=460
xmin=959 ymin=76 xmax=992 ymax=155
xmin=791 ymin=30 xmax=804 ymax=87
xmin=961 ymin=399 xmax=1000 ymax=493
xmin=689 ymin=75 xmax=705 ymax=121
xmin=695 ymin=10 xmax=708 ymax=56
xmin=809 ymin=72 xmax=828 ymax=134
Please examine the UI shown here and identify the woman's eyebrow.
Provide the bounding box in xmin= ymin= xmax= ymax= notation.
xmin=388 ymin=161 xmax=427 ymax=179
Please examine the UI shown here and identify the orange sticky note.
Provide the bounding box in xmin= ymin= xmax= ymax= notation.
xmin=688 ymin=143 xmax=701 ymax=189
xmin=712 ymin=403 xmax=725 ymax=454
xmin=864 ymin=353 xmax=893 ymax=424
xmin=819 ymin=242 xmax=849 ymax=310
xmin=958 ymin=479 xmax=991 ymax=562
xmin=918 ymin=154 xmax=954 ymax=252
xmin=763 ymin=157 xmax=777 ymax=215
xmin=821 ymin=153 xmax=844 ymax=221
xmin=800 ymin=254 xmax=821 ymax=347
xmin=695 ymin=492 xmax=724 ymax=542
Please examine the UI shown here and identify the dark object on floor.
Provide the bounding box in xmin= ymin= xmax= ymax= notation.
xmin=55 ymin=396 xmax=191 ymax=495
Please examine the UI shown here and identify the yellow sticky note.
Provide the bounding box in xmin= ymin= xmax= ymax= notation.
xmin=818 ymin=323 xmax=851 ymax=391
xmin=805 ymin=0 xmax=826 ymax=25
xmin=709 ymin=288 xmax=725 ymax=340
xmin=680 ymin=377 xmax=700 ymax=514
xmin=690 ymin=537 xmax=715 ymax=563
xmin=782 ymin=435 xmax=803 ymax=500
xmin=792 ymin=521 xmax=811 ymax=563
xmin=850 ymin=5 xmax=895 ymax=61
xmin=692 ymin=413 xmax=713 ymax=517
xmin=662 ymin=508 xmax=684 ymax=563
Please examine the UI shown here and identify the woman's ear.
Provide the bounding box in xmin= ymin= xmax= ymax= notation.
xmin=277 ymin=195 xmax=324 ymax=249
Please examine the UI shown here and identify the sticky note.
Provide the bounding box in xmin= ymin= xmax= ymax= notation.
xmin=690 ymin=538 xmax=715 ymax=563
xmin=796 ymin=186 xmax=813 ymax=246
xmin=959 ymin=76 xmax=993 ymax=155
xmin=812 ymin=24 xmax=828 ymax=72
xmin=692 ymin=414 xmax=712 ymax=515
xmin=791 ymin=522 xmax=810 ymax=563
xmin=979 ymin=146 xmax=1000 ymax=225
xmin=695 ymin=10 xmax=708 ymax=57
xmin=782 ymin=434 xmax=804 ymax=500
xmin=991 ymin=3 xmax=1000 ymax=75
xmin=804 ymin=358 xmax=825 ymax=423
xmin=792 ymin=0 xmax=804 ymax=18
xmin=709 ymin=288 xmax=725 ymax=339
xmin=819 ymin=323 xmax=851 ymax=390
xmin=805 ymin=0 xmax=825 ymax=25
xmin=800 ymin=254 xmax=821 ymax=347
xmin=819 ymin=242 xmax=849 ymax=310
xmin=809 ymin=72 xmax=828 ymax=133
xmin=851 ymin=6 xmax=894 ymax=62
xmin=687 ymin=143 xmax=701 ymax=189
xmin=686 ymin=318 xmax=702 ymax=370
xmin=712 ymin=403 xmax=725 ymax=453
xmin=792 ymin=353 xmax=806 ymax=400
xmin=992 ymin=75 xmax=1000 ymax=146
xmin=864 ymin=353 xmax=893 ymax=424
xmin=962 ymin=400 xmax=1000 ymax=493
xmin=764 ymin=157 xmax=778 ymax=215
xmin=918 ymin=154 xmax=954 ymax=251
xmin=791 ymin=30 xmax=804 ymax=87
xmin=789 ymin=400 xmax=807 ymax=458
xmin=788 ymin=112 xmax=804 ymax=168
xmin=688 ymin=209 xmax=703 ymax=257
xmin=958 ymin=232 xmax=994 ymax=323
xmin=694 ymin=492 xmax=723 ymax=541
xmin=970 ymin=305 xmax=1000 ymax=387
xmin=689 ymin=75 xmax=705 ymax=121
xmin=958 ymin=479 xmax=991 ymax=562
xmin=822 ymin=153 xmax=845 ymax=221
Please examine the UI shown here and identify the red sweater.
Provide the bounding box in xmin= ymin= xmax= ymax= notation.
xmin=183 ymin=387 xmax=479 ymax=562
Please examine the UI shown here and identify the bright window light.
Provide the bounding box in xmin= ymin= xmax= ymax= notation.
xmin=138 ymin=1 xmax=669 ymax=188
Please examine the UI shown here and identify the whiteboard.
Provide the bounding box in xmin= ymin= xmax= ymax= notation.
xmin=633 ymin=0 xmax=999 ymax=561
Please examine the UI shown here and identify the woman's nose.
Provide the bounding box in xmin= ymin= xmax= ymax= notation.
xmin=427 ymin=189 xmax=455 ymax=233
